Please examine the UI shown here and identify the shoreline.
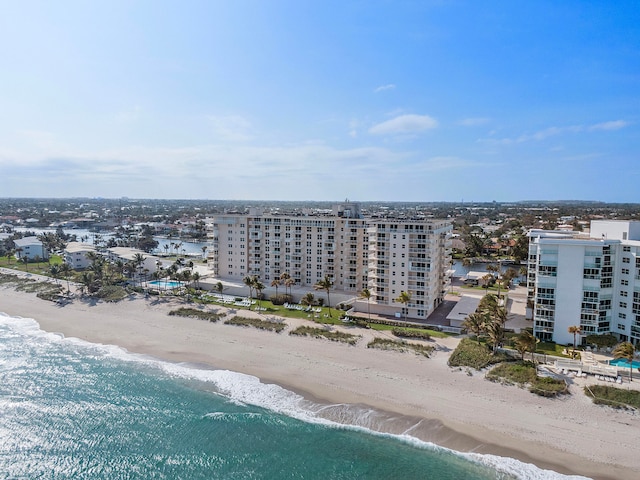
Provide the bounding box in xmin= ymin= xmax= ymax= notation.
xmin=1 ymin=283 xmax=638 ymax=479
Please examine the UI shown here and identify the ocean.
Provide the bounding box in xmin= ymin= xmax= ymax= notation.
xmin=0 ymin=313 xmax=586 ymax=480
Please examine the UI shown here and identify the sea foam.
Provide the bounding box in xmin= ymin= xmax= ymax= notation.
xmin=0 ymin=312 xmax=592 ymax=480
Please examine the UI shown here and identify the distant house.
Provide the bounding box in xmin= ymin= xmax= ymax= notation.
xmin=106 ymin=247 xmax=163 ymax=278
xmin=64 ymin=242 xmax=96 ymax=270
xmin=14 ymin=236 xmax=49 ymax=261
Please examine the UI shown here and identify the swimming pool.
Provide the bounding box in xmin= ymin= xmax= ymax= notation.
xmin=609 ymin=358 xmax=640 ymax=369
xmin=148 ymin=280 xmax=183 ymax=289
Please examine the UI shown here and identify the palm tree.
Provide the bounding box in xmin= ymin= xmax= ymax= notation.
xmin=215 ymin=281 xmax=224 ymax=297
xmin=280 ymin=272 xmax=291 ymax=297
xmin=49 ymin=264 xmax=61 ymax=286
xmin=395 ymin=291 xmax=411 ymax=321
xmin=254 ymin=279 xmax=265 ymax=311
xmin=201 ymin=245 xmax=208 ymax=260
xmin=486 ymin=263 xmax=501 ymax=297
xmin=301 ymin=292 xmax=315 ymax=309
xmin=462 ymin=312 xmax=486 ymax=344
xmin=514 ymin=330 xmax=539 ymax=363
xmin=314 ymin=275 xmax=333 ymax=314
xmin=462 ymin=258 xmax=472 ymax=279
xmin=359 ymin=288 xmax=372 ymax=322
xmin=485 ymin=318 xmax=505 ymax=354
xmin=284 ymin=277 xmax=295 ymax=301
xmin=270 ymin=278 xmax=281 ymax=298
xmin=612 ymin=342 xmax=636 ymax=382
xmin=192 ymin=271 xmax=201 ymax=290
xmin=60 ymin=262 xmax=72 ymax=294
xmin=568 ymin=325 xmax=582 ymax=352
xmin=243 ymin=275 xmax=257 ymax=308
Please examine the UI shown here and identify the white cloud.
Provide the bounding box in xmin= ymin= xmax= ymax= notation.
xmin=369 ymin=114 xmax=438 ymax=136
xmin=458 ymin=117 xmax=490 ymax=126
xmin=208 ymin=114 xmax=253 ymax=142
xmin=480 ymin=120 xmax=629 ymax=145
xmin=589 ymin=120 xmax=629 ymax=131
xmin=374 ymin=84 xmax=396 ymax=93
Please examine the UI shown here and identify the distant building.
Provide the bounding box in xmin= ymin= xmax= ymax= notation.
xmin=528 ymin=220 xmax=640 ymax=346
xmin=208 ymin=202 xmax=452 ymax=320
xmin=13 ymin=236 xmax=48 ymax=261
xmin=63 ymin=242 xmax=96 ymax=270
xmin=106 ymin=247 xmax=163 ymax=278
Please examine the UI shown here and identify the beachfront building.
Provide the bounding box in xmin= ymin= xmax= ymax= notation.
xmin=106 ymin=247 xmax=162 ymax=280
xmin=528 ymin=220 xmax=640 ymax=346
xmin=13 ymin=236 xmax=49 ymax=261
xmin=208 ymin=202 xmax=453 ymax=321
xmin=63 ymin=242 xmax=97 ymax=270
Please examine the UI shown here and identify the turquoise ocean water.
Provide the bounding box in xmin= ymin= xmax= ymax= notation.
xmin=0 ymin=313 xmax=586 ymax=480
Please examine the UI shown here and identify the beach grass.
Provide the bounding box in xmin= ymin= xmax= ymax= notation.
xmin=289 ymin=326 xmax=360 ymax=345
xmin=225 ymin=316 xmax=287 ymax=333
xmin=448 ymin=338 xmax=510 ymax=369
xmin=584 ymin=385 xmax=640 ymax=409
xmin=169 ymin=307 xmax=223 ymax=323
xmin=367 ymin=337 xmax=434 ymax=357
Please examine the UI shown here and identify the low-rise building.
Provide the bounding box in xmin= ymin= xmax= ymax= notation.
xmin=63 ymin=242 xmax=97 ymax=270
xmin=14 ymin=236 xmax=48 ymax=261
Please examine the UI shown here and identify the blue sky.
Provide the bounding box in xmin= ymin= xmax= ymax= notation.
xmin=0 ymin=1 xmax=638 ymax=202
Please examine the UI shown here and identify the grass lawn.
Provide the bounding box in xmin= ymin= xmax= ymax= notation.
xmin=0 ymin=255 xmax=64 ymax=276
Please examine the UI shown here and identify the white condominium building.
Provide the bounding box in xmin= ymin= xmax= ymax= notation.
xmin=208 ymin=202 xmax=452 ymax=320
xmin=528 ymin=220 xmax=640 ymax=346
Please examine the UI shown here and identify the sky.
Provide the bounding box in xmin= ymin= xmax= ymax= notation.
xmin=0 ymin=1 xmax=638 ymax=202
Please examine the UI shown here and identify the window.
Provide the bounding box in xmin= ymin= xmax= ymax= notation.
xmin=620 ymin=302 xmax=627 ymax=308
xmin=623 ymin=245 xmax=631 ymax=252
xmin=623 ymin=257 xmax=631 ymax=264
xmin=621 ymin=279 xmax=629 ymax=286
xmin=622 ymin=268 xmax=630 ymax=275
xmin=618 ymin=323 xmax=626 ymax=330
xmin=620 ymin=291 xmax=628 ymax=297
xmin=618 ymin=313 xmax=627 ymax=319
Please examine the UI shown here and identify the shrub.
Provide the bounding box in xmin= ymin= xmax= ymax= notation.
xmin=486 ymin=361 xmax=537 ymax=385
xmin=290 ymin=326 xmax=360 ymax=345
xmin=367 ymin=338 xmax=434 ymax=357
xmin=94 ymin=285 xmax=128 ymax=302
xmin=269 ymin=294 xmax=291 ymax=305
xmin=225 ymin=316 xmax=287 ymax=333
xmin=169 ymin=308 xmax=222 ymax=322
xmin=448 ymin=338 xmax=509 ymax=370
xmin=392 ymin=328 xmax=431 ymax=341
xmin=530 ymin=377 xmax=568 ymax=397
xmin=584 ymin=385 xmax=640 ymax=409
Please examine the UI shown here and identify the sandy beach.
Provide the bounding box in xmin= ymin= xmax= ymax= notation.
xmin=1 ymin=280 xmax=639 ymax=480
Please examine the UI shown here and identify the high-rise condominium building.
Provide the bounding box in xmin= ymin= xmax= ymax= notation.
xmin=208 ymin=202 xmax=452 ymax=320
xmin=528 ymin=220 xmax=640 ymax=346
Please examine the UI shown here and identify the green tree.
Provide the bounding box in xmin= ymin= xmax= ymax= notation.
xmin=568 ymin=325 xmax=582 ymax=351
xmin=49 ymin=264 xmax=61 ymax=286
xmin=612 ymin=342 xmax=636 ymax=383
xmin=462 ymin=312 xmax=487 ymax=344
xmin=301 ymin=292 xmax=315 ymax=308
xmin=514 ymin=330 xmax=539 ymax=363
xmin=314 ymin=275 xmax=333 ymax=314
xmin=359 ymin=288 xmax=372 ymax=322
xmin=485 ymin=319 xmax=505 ymax=354
xmin=59 ymin=262 xmax=72 ymax=294
xmin=270 ymin=278 xmax=281 ymax=298
xmin=395 ymin=291 xmax=411 ymax=321
xmin=254 ymin=279 xmax=265 ymax=310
